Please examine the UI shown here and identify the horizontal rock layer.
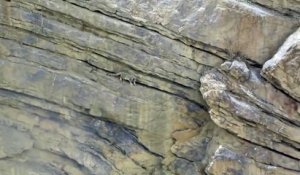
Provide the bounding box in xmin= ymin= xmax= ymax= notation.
xmin=0 ymin=0 xmax=300 ymax=174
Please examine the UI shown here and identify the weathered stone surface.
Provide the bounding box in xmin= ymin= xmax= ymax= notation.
xmin=200 ymin=60 xmax=300 ymax=174
xmin=249 ymin=0 xmax=300 ymax=18
xmin=60 ymin=0 xmax=300 ymax=64
xmin=206 ymin=146 xmax=300 ymax=175
xmin=0 ymin=125 xmax=33 ymax=159
xmin=0 ymin=0 xmax=300 ymax=174
xmin=262 ymin=28 xmax=300 ymax=102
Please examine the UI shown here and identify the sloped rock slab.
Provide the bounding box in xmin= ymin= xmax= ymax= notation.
xmin=262 ymin=28 xmax=300 ymax=102
xmin=200 ymin=60 xmax=300 ymax=163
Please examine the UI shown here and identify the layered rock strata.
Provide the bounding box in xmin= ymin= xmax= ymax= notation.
xmin=0 ymin=0 xmax=299 ymax=174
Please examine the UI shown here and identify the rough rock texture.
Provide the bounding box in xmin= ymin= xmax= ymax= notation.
xmin=0 ymin=0 xmax=299 ymax=174
xmin=200 ymin=60 xmax=300 ymax=174
xmin=262 ymin=28 xmax=300 ymax=102
xmin=249 ymin=0 xmax=300 ymax=18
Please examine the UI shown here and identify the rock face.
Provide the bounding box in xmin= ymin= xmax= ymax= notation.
xmin=200 ymin=59 xmax=300 ymax=174
xmin=262 ymin=28 xmax=300 ymax=102
xmin=0 ymin=0 xmax=299 ymax=174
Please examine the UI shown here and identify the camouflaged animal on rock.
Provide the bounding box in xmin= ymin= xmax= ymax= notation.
xmin=220 ymin=60 xmax=250 ymax=82
xmin=107 ymin=71 xmax=137 ymax=85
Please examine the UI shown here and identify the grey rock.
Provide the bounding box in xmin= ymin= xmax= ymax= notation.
xmin=220 ymin=60 xmax=250 ymax=82
xmin=262 ymin=28 xmax=300 ymax=102
xmin=205 ymin=145 xmax=300 ymax=175
xmin=0 ymin=0 xmax=300 ymax=174
xmin=0 ymin=125 xmax=33 ymax=159
xmin=200 ymin=60 xmax=300 ymax=173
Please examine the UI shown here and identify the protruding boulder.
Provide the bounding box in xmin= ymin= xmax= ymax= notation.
xmin=200 ymin=60 xmax=300 ymax=169
xmin=262 ymin=28 xmax=300 ymax=102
